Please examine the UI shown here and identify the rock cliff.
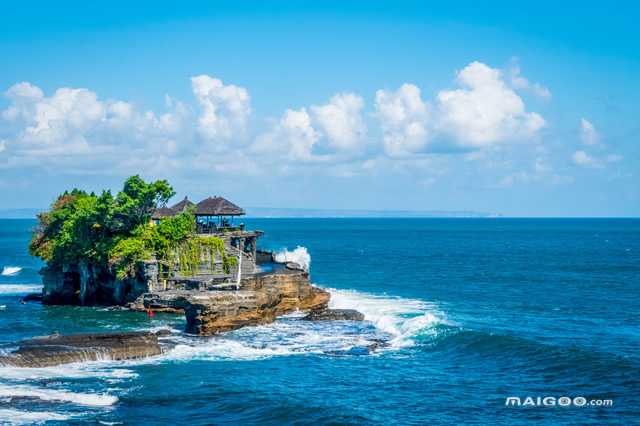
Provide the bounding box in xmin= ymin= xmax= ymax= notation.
xmin=41 ymin=260 xmax=157 ymax=306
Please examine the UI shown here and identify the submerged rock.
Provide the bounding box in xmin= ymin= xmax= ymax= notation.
xmin=20 ymin=293 xmax=43 ymax=303
xmin=0 ymin=331 xmax=167 ymax=368
xmin=303 ymin=309 xmax=365 ymax=321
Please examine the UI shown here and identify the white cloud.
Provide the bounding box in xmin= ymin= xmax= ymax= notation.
xmin=374 ymin=84 xmax=430 ymax=157
xmin=580 ymin=118 xmax=599 ymax=145
xmin=191 ymin=75 xmax=251 ymax=141
xmin=0 ymin=81 xmax=191 ymax=169
xmin=436 ymin=61 xmax=545 ymax=147
xmin=311 ymin=93 xmax=366 ymax=151
xmin=0 ymin=64 xmax=556 ymax=185
xmin=373 ymin=62 xmax=546 ymax=156
xmin=508 ymin=61 xmax=552 ymax=100
xmin=252 ymin=108 xmax=321 ymax=162
xmin=572 ymin=150 xmax=601 ymax=168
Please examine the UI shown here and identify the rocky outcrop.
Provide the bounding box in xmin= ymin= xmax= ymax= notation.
xmin=184 ymin=269 xmax=330 ymax=335
xmin=0 ymin=331 xmax=169 ymax=368
xmin=185 ymin=291 xmax=278 ymax=334
xmin=239 ymin=268 xmax=330 ymax=315
xmin=128 ymin=291 xmax=192 ymax=313
xmin=303 ymin=309 xmax=365 ymax=321
xmin=41 ymin=260 xmax=157 ymax=306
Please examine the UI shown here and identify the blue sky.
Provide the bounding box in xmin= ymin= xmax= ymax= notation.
xmin=0 ymin=1 xmax=638 ymax=216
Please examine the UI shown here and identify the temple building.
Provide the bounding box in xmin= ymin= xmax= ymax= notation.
xmin=151 ymin=196 xmax=263 ymax=284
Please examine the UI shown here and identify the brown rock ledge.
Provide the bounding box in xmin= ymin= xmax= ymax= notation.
xmin=0 ymin=331 xmax=169 ymax=368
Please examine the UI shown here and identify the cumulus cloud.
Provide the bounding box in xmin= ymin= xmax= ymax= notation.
xmin=191 ymin=75 xmax=251 ymax=141
xmin=508 ymin=60 xmax=552 ymax=100
xmin=436 ymin=61 xmax=545 ymax=147
xmin=374 ymin=84 xmax=430 ymax=157
xmin=374 ymin=62 xmax=545 ymax=155
xmin=579 ymin=118 xmax=599 ymax=145
xmin=0 ymin=63 xmax=553 ymax=184
xmin=311 ymin=93 xmax=366 ymax=151
xmin=252 ymin=107 xmax=321 ymax=162
xmin=0 ymin=80 xmax=193 ymax=172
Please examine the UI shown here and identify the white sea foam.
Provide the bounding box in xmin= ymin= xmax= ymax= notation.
xmin=1 ymin=266 xmax=22 ymax=276
xmin=274 ymin=246 xmax=311 ymax=271
xmin=0 ymin=409 xmax=70 ymax=424
xmin=0 ymin=364 xmax=137 ymax=381
xmin=158 ymin=288 xmax=444 ymax=362
xmin=0 ymin=284 xmax=42 ymax=295
xmin=0 ymin=384 xmax=117 ymax=407
xmin=327 ymin=287 xmax=446 ymax=347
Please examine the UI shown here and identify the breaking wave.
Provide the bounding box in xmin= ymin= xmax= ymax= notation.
xmin=0 ymin=363 xmax=138 ymax=381
xmin=158 ymin=286 xmax=446 ymax=362
xmin=327 ymin=287 xmax=447 ymax=347
xmin=0 ymin=384 xmax=117 ymax=406
xmin=0 ymin=284 xmax=42 ymax=295
xmin=0 ymin=409 xmax=70 ymax=425
xmin=274 ymin=246 xmax=311 ymax=271
xmin=1 ymin=266 xmax=22 ymax=276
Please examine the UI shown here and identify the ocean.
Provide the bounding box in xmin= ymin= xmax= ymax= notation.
xmin=0 ymin=218 xmax=638 ymax=425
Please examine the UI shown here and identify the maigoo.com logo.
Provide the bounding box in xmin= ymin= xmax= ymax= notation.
xmin=505 ymin=396 xmax=613 ymax=407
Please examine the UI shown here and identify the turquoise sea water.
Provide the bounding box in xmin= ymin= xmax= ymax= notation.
xmin=0 ymin=218 xmax=639 ymax=425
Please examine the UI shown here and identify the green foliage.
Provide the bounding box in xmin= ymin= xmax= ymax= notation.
xmin=175 ymin=235 xmax=233 ymax=276
xmin=109 ymin=237 xmax=150 ymax=280
xmin=30 ymin=176 xmax=234 ymax=281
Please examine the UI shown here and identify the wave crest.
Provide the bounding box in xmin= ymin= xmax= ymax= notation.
xmin=1 ymin=266 xmax=22 ymax=276
xmin=327 ymin=288 xmax=447 ymax=347
xmin=274 ymin=247 xmax=311 ymax=271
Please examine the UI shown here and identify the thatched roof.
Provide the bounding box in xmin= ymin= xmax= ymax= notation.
xmin=170 ymin=196 xmax=195 ymax=213
xmin=194 ymin=196 xmax=245 ymax=216
xmin=151 ymin=206 xmax=175 ymax=220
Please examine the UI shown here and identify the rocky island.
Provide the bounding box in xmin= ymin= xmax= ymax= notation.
xmin=5 ymin=176 xmax=363 ymax=367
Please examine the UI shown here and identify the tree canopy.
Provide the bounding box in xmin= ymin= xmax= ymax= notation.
xmin=29 ymin=176 xmax=207 ymax=279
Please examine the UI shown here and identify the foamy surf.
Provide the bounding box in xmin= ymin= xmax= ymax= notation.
xmin=0 ymin=284 xmax=42 ymax=295
xmin=327 ymin=287 xmax=447 ymax=347
xmin=0 ymin=384 xmax=117 ymax=407
xmin=156 ymin=288 xmax=444 ymax=362
xmin=0 ymin=409 xmax=70 ymax=425
xmin=0 ymin=364 xmax=138 ymax=381
xmin=1 ymin=266 xmax=22 ymax=276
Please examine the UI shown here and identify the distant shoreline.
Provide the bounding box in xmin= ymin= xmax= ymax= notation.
xmin=1 ymin=208 xmax=638 ymax=219
xmin=0 ymin=207 xmax=492 ymax=219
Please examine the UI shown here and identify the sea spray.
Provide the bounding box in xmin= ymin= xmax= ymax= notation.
xmin=274 ymin=246 xmax=311 ymax=271
xmin=1 ymin=266 xmax=22 ymax=276
xmin=327 ymin=287 xmax=447 ymax=347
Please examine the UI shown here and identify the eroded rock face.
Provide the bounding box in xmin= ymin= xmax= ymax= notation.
xmin=41 ymin=261 xmax=157 ymax=306
xmin=184 ymin=270 xmax=330 ymax=335
xmin=303 ymin=309 xmax=365 ymax=321
xmin=128 ymin=291 xmax=192 ymax=313
xmin=184 ymin=291 xmax=278 ymax=335
xmin=240 ymin=269 xmax=330 ymax=315
xmin=0 ymin=331 xmax=167 ymax=368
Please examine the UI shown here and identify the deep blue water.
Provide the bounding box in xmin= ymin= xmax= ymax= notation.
xmin=0 ymin=218 xmax=639 ymax=425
